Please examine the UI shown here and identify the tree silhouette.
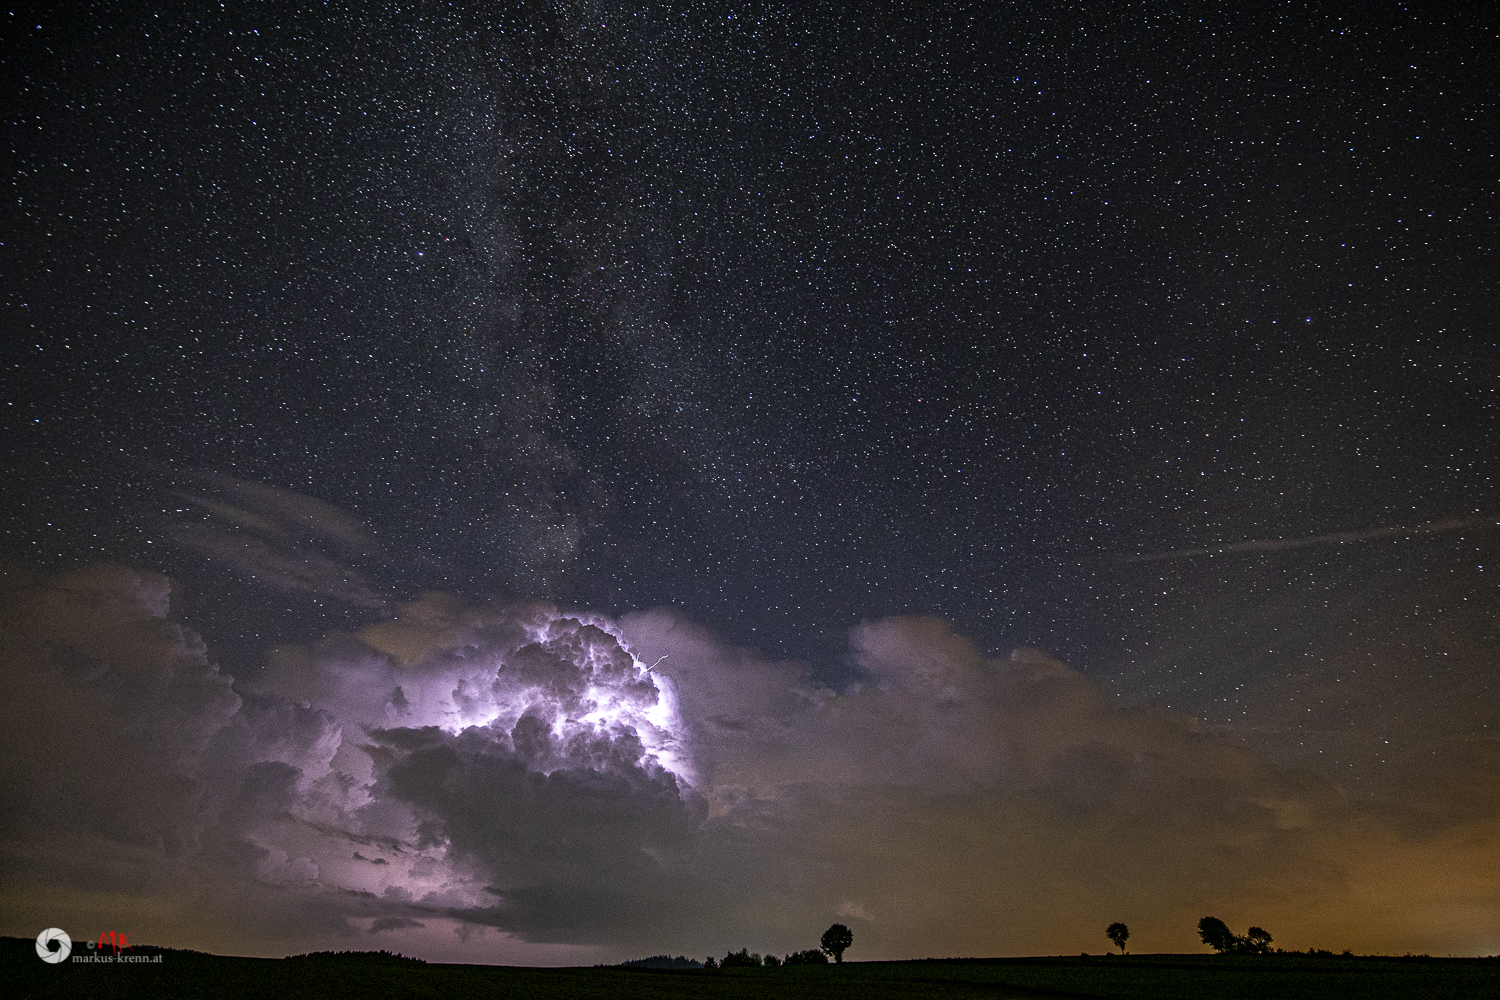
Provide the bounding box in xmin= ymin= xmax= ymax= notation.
xmin=821 ymin=924 xmax=853 ymax=964
xmin=1244 ymin=927 xmax=1273 ymax=955
xmin=1106 ymin=922 xmax=1129 ymax=955
xmin=1197 ymin=916 xmax=1237 ymax=953
xmin=1198 ymin=917 xmax=1274 ymax=955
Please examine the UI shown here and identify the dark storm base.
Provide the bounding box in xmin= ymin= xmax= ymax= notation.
xmin=5 ymin=938 xmax=1497 ymax=999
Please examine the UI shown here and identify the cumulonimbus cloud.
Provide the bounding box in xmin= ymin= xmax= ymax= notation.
xmin=2 ymin=563 xmax=1497 ymax=961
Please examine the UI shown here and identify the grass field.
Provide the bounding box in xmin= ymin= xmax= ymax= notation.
xmin=7 ymin=938 xmax=1497 ymax=999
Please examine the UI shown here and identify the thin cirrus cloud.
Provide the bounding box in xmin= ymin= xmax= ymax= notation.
xmin=1 ymin=563 xmax=1497 ymax=962
xmin=153 ymin=471 xmax=391 ymax=609
xmin=1121 ymin=513 xmax=1499 ymax=564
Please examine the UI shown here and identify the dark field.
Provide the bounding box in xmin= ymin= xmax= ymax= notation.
xmin=6 ymin=939 xmax=1497 ymax=999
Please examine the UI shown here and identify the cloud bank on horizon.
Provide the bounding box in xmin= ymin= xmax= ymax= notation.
xmin=2 ymin=562 xmax=1497 ymax=962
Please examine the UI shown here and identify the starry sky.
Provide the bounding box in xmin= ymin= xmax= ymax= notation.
xmin=3 ymin=2 xmax=1497 ymax=963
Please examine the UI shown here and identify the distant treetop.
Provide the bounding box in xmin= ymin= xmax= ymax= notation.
xmin=619 ymin=955 xmax=703 ymax=969
xmin=284 ymin=950 xmax=425 ymax=965
xmin=821 ymin=924 xmax=854 ymax=964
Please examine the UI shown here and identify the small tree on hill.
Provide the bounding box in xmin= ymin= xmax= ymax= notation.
xmin=821 ymin=924 xmax=853 ymax=964
xmin=784 ymin=949 xmax=828 ymax=965
xmin=1106 ymin=922 xmax=1129 ymax=955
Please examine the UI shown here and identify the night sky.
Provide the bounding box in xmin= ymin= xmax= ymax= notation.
xmin=3 ymin=3 xmax=1497 ymax=963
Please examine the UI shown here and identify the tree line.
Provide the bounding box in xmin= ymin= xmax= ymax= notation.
xmin=702 ymin=924 xmax=853 ymax=970
xmin=689 ymin=915 xmax=1289 ymax=969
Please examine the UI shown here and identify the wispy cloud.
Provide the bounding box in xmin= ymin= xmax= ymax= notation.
xmin=1121 ymin=513 xmax=1498 ymax=564
xmin=157 ymin=472 xmax=389 ymax=608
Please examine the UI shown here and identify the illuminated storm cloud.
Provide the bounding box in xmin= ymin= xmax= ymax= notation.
xmin=0 ymin=568 xmax=701 ymax=954
xmin=381 ymin=611 xmax=685 ymax=780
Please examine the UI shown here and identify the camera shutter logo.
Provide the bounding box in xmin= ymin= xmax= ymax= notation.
xmin=36 ymin=928 xmax=72 ymax=963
